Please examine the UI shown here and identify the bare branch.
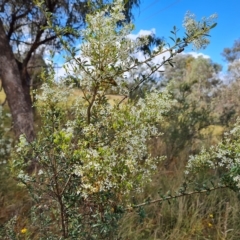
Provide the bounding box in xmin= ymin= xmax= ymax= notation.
xmin=126 ymin=185 xmax=229 ymax=210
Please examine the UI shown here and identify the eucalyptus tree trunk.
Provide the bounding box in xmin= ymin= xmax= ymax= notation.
xmin=0 ymin=19 xmax=35 ymax=142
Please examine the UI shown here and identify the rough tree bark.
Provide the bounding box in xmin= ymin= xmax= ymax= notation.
xmin=0 ymin=19 xmax=35 ymax=142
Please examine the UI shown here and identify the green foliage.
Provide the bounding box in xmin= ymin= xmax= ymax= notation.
xmin=183 ymin=11 xmax=218 ymax=50
xmin=185 ymin=118 xmax=240 ymax=194
xmin=158 ymin=55 xmax=222 ymax=166
xmin=10 ymin=71 xmax=173 ymax=239
xmin=0 ymin=106 xmax=12 ymax=163
xmin=222 ymin=39 xmax=240 ymax=63
xmin=212 ymin=39 xmax=240 ymax=127
xmin=10 ymin=83 xmax=122 ymax=239
xmin=1 ymin=0 xmax=221 ymax=239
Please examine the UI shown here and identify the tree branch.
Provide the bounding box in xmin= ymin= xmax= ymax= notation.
xmin=7 ymin=9 xmax=30 ymax=40
xmin=126 ymin=185 xmax=229 ymax=210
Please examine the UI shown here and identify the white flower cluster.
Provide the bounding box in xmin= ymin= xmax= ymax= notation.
xmin=185 ymin=118 xmax=240 ymax=189
xmin=17 ymin=170 xmax=31 ymax=183
xmin=72 ymin=90 xmax=173 ymax=197
xmin=15 ymin=86 xmax=174 ymax=198
xmin=36 ymin=83 xmax=72 ymax=105
xmin=183 ymin=11 xmax=217 ymax=50
xmin=66 ymin=0 xmax=160 ymax=95
xmin=16 ymin=134 xmax=29 ymax=153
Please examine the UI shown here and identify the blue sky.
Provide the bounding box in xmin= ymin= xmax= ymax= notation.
xmin=131 ymin=0 xmax=240 ymax=71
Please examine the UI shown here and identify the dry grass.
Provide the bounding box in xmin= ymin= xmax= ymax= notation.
xmin=118 ymin=166 xmax=240 ymax=240
xmin=118 ymin=126 xmax=239 ymax=240
xmin=68 ymin=89 xmax=128 ymax=105
xmin=200 ymin=125 xmax=225 ymax=146
xmin=0 ymin=89 xmax=6 ymax=104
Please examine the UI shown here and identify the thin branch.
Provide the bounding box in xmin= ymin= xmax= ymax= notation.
xmin=126 ymin=185 xmax=229 ymax=210
xmin=7 ymin=9 xmax=30 ymax=40
xmin=10 ymin=38 xmax=32 ymax=45
xmin=60 ymin=175 xmax=72 ymax=196
xmin=82 ymin=89 xmax=91 ymax=105
xmin=22 ymin=0 xmax=59 ymax=67
xmin=36 ymin=35 xmax=57 ymax=47
xmin=23 ymin=25 xmax=45 ymax=67
xmin=87 ymin=85 xmax=98 ymax=124
xmin=117 ymin=52 xmax=173 ymax=106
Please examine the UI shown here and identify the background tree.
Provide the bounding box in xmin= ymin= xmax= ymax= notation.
xmin=212 ymin=39 xmax=240 ymax=127
xmin=27 ymin=51 xmax=47 ymax=105
xmin=159 ymin=54 xmax=222 ymax=167
xmin=222 ymin=39 xmax=240 ymax=63
xmin=222 ymin=39 xmax=240 ymax=83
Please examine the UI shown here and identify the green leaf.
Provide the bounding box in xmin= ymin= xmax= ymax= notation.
xmin=176 ymin=38 xmax=181 ymax=43
xmin=168 ymin=61 xmax=174 ymax=67
xmin=209 ymin=22 xmax=217 ymax=29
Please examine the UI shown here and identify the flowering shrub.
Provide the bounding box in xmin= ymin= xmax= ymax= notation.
xmin=12 ymin=77 xmax=173 ymax=239
xmin=185 ymin=118 xmax=240 ymax=191
xmin=10 ymin=0 xmax=217 ymax=238
xmin=183 ymin=11 xmax=217 ymax=50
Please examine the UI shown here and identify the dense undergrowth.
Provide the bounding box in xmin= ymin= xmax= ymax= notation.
xmin=1 ymin=144 xmax=240 ymax=240
xmin=1 ymin=1 xmax=240 ymax=239
xmin=0 ymin=98 xmax=240 ymax=239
